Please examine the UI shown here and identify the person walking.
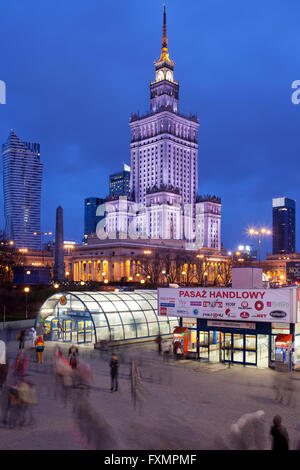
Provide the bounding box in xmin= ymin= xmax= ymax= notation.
xmin=156 ymin=334 xmax=162 ymax=355
xmin=294 ymin=423 xmax=300 ymax=450
xmin=35 ymin=336 xmax=45 ymax=363
xmin=17 ymin=330 xmax=26 ymax=350
xmin=162 ymin=340 xmax=170 ymax=362
xmin=0 ymin=340 xmax=9 ymax=389
xmin=68 ymin=345 xmax=79 ymax=370
xmin=29 ymin=327 xmax=37 ymax=348
xmin=109 ymin=353 xmax=119 ymax=392
xmin=270 ymin=415 xmax=289 ymax=450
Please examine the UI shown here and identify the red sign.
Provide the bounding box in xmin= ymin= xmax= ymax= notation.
xmin=60 ymin=296 xmax=67 ymax=306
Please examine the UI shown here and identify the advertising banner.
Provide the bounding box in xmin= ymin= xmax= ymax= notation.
xmin=158 ymin=287 xmax=293 ymax=323
xmin=286 ymin=262 xmax=300 ymax=283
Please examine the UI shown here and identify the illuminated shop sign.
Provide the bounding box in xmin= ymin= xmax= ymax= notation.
xmin=158 ymin=287 xmax=293 ymax=323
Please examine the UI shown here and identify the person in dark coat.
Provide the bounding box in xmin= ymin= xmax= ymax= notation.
xmin=110 ymin=353 xmax=119 ymax=392
xmin=156 ymin=334 xmax=162 ymax=355
xmin=270 ymin=415 xmax=289 ymax=450
xmin=18 ymin=330 xmax=26 ymax=350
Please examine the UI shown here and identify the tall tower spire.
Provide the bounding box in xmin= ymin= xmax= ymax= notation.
xmin=162 ymin=4 xmax=168 ymax=50
xmin=155 ymin=4 xmax=174 ymax=66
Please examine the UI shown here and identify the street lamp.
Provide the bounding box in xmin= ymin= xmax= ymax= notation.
xmin=248 ymin=227 xmax=272 ymax=264
xmin=24 ymin=287 xmax=30 ymax=319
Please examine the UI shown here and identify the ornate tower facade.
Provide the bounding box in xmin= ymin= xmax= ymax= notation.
xmin=129 ymin=5 xmax=199 ymax=210
xmin=103 ymin=5 xmax=221 ymax=250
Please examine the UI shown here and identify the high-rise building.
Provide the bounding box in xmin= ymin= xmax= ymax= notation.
xmin=103 ymin=6 xmax=222 ymax=251
xmin=272 ymin=197 xmax=296 ymax=254
xmin=84 ymin=197 xmax=105 ymax=239
xmin=109 ymin=164 xmax=131 ymax=197
xmin=2 ymin=130 xmax=43 ymax=249
xmin=129 ymin=6 xmax=199 ymax=207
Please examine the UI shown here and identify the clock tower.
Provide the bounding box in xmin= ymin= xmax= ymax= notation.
xmin=150 ymin=5 xmax=179 ymax=113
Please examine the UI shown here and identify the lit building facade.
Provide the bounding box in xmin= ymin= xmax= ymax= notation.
xmin=71 ymin=236 xmax=230 ymax=286
xmin=103 ymin=6 xmax=221 ymax=251
xmin=2 ymin=130 xmax=43 ymax=250
xmin=272 ymin=197 xmax=296 ymax=255
xmin=109 ymin=163 xmax=131 ymax=197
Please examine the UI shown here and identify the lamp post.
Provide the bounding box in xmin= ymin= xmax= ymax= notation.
xmin=249 ymin=228 xmax=272 ymax=265
xmin=24 ymin=287 xmax=30 ymax=319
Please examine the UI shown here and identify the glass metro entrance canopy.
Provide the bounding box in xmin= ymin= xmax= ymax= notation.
xmin=37 ymin=290 xmax=178 ymax=344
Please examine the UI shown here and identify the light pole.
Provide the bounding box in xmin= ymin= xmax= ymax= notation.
xmin=249 ymin=228 xmax=272 ymax=265
xmin=24 ymin=287 xmax=30 ymax=319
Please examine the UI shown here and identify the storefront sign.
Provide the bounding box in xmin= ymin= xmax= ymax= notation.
xmin=207 ymin=321 xmax=256 ymax=330
xmin=286 ymin=262 xmax=300 ymax=282
xmin=158 ymin=287 xmax=293 ymax=323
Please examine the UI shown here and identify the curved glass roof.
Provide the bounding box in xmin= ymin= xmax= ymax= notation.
xmin=37 ymin=290 xmax=178 ymax=343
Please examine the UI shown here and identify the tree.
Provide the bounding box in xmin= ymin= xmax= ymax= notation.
xmin=139 ymin=253 xmax=165 ymax=286
xmin=219 ymin=259 xmax=233 ymax=287
xmin=0 ymin=238 xmax=24 ymax=283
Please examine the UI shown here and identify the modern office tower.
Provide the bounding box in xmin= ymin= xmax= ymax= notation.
xmin=272 ymin=197 xmax=296 ymax=254
xmin=53 ymin=206 xmax=65 ymax=281
xmin=109 ymin=163 xmax=131 ymax=197
xmin=84 ymin=197 xmax=105 ymax=238
xmin=2 ymin=130 xmax=43 ymax=249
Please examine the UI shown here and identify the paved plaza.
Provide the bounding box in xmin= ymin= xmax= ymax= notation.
xmin=1 ymin=330 xmax=300 ymax=450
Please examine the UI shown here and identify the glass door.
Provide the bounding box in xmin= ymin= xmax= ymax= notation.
xmin=199 ymin=331 xmax=209 ymax=360
xmin=257 ymin=334 xmax=269 ymax=368
xmin=245 ymin=335 xmax=257 ymax=365
xmin=220 ymin=332 xmax=232 ymax=363
xmin=62 ymin=319 xmax=72 ymax=342
xmin=77 ymin=320 xmax=85 ymax=344
xmin=85 ymin=321 xmax=93 ymax=343
xmin=233 ymin=334 xmax=244 ymax=363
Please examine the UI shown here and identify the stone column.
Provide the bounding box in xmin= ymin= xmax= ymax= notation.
xmin=53 ymin=206 xmax=65 ymax=281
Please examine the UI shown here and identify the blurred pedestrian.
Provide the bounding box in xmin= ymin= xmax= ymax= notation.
xmin=29 ymin=327 xmax=37 ymax=348
xmin=35 ymin=336 xmax=45 ymax=363
xmin=230 ymin=410 xmax=266 ymax=450
xmin=175 ymin=342 xmax=183 ymax=360
xmin=53 ymin=346 xmax=72 ymax=401
xmin=294 ymin=422 xmax=300 ymax=450
xmin=0 ymin=340 xmax=9 ymax=389
xmin=270 ymin=415 xmax=289 ymax=450
xmin=226 ymin=341 xmax=232 ymax=368
xmin=162 ymin=340 xmax=170 ymax=362
xmin=13 ymin=350 xmax=29 ymax=379
xmin=156 ymin=334 xmax=162 ymax=355
xmin=69 ymin=345 xmax=79 ymax=370
xmin=17 ymin=329 xmax=26 ymax=350
xmin=110 ymin=353 xmax=119 ymax=392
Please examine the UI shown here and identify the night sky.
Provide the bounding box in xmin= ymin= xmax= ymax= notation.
xmin=1 ymin=0 xmax=300 ymax=258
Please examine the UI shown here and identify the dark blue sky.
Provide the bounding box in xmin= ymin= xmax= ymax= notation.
xmin=1 ymin=0 xmax=300 ymax=257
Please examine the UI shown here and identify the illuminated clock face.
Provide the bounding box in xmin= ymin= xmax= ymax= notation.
xmin=157 ymin=70 xmax=164 ymax=81
xmin=166 ymin=71 xmax=173 ymax=81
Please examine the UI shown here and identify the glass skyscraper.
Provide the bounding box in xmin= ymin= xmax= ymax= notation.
xmin=272 ymin=197 xmax=296 ymax=254
xmin=109 ymin=164 xmax=131 ymax=197
xmin=2 ymin=130 xmax=43 ymax=250
xmin=84 ymin=197 xmax=105 ymax=239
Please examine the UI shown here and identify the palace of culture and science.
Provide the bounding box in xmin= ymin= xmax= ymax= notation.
xmin=102 ymin=6 xmax=221 ymax=252
xmin=71 ymin=6 xmax=223 ymax=283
